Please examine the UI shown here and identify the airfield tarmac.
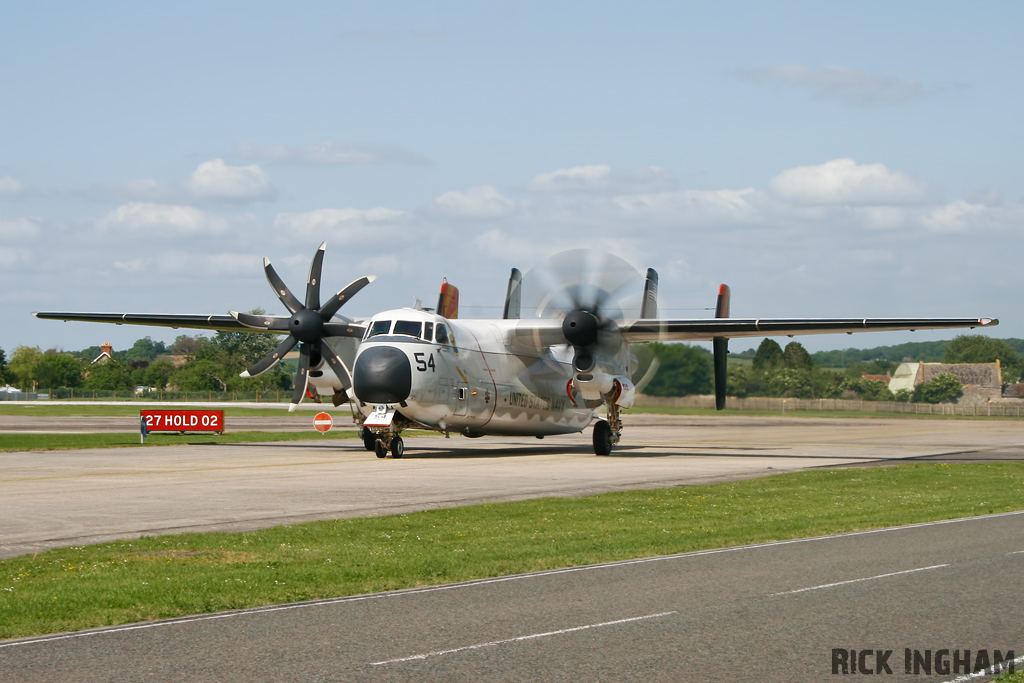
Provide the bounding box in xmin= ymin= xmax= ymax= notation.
xmin=2 ymin=413 xmax=1023 ymax=559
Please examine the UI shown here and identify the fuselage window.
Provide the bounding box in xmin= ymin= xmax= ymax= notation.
xmin=435 ymin=323 xmax=450 ymax=345
xmin=368 ymin=320 xmax=392 ymax=337
xmin=393 ymin=320 xmax=422 ymax=338
xmin=423 ymin=322 xmax=434 ymax=342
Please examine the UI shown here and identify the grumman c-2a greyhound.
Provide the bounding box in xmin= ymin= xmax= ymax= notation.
xmin=34 ymin=243 xmax=998 ymax=457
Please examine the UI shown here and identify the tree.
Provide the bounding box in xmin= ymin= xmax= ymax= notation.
xmin=8 ymin=346 xmax=43 ymax=390
xmin=33 ymin=352 xmax=84 ymax=392
xmin=914 ymin=373 xmax=963 ymax=404
xmin=138 ymin=360 xmax=176 ymax=389
xmin=171 ymin=335 xmax=209 ymax=356
xmin=944 ymin=335 xmax=1023 ymax=383
xmin=642 ymin=343 xmax=713 ymax=396
xmin=752 ymin=339 xmax=784 ymax=371
xmin=0 ymin=347 xmax=8 ymax=385
xmin=124 ymin=337 xmax=167 ymax=363
xmin=83 ymin=357 xmax=136 ymax=391
xmin=783 ymin=342 xmax=813 ymax=369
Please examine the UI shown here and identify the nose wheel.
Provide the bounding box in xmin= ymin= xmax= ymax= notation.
xmin=369 ymin=431 xmax=405 ymax=458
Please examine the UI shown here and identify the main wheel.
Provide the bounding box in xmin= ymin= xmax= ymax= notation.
xmin=592 ymin=420 xmax=613 ymax=455
xmin=360 ymin=426 xmax=376 ymax=451
xmin=391 ymin=435 xmax=405 ymax=458
xmin=374 ymin=439 xmax=388 ymax=458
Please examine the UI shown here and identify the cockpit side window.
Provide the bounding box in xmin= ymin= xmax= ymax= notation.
xmin=368 ymin=320 xmax=392 ymax=337
xmin=435 ymin=323 xmax=450 ymax=345
xmin=424 ymin=322 xmax=434 ymax=342
xmin=393 ymin=320 xmax=422 ymax=338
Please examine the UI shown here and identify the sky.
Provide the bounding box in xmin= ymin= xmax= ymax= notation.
xmin=1 ymin=1 xmax=1021 ymax=356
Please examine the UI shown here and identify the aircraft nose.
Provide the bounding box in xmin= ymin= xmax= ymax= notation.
xmin=353 ymin=346 xmax=412 ymax=404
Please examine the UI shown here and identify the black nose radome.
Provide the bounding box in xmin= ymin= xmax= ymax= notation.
xmin=353 ymin=346 xmax=412 ymax=404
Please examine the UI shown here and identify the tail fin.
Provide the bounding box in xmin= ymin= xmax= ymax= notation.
xmin=503 ymin=268 xmax=522 ymax=319
xmin=713 ymin=284 xmax=730 ymax=410
xmin=437 ymin=279 xmax=460 ymax=319
xmin=640 ymin=268 xmax=658 ymax=318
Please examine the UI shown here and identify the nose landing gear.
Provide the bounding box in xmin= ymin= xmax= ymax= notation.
xmin=362 ymin=426 xmax=405 ymax=458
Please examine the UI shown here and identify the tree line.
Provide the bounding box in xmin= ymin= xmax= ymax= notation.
xmin=642 ymin=335 xmax=1023 ymax=404
xmin=1 ymin=313 xmax=290 ymax=395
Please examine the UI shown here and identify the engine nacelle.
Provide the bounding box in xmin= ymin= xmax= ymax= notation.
xmin=610 ymin=376 xmax=635 ymax=409
xmin=572 ymin=373 xmax=635 ymax=408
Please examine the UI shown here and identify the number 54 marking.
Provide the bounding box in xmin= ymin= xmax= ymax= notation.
xmin=414 ymin=352 xmax=436 ymax=372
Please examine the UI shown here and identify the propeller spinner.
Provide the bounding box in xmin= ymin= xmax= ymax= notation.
xmin=230 ymin=242 xmax=375 ymax=411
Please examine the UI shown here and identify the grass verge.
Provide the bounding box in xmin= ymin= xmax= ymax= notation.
xmin=633 ymin=404 xmax=1022 ymax=420
xmin=2 ymin=462 xmax=1023 ymax=639
xmin=0 ymin=430 xmax=359 ymax=452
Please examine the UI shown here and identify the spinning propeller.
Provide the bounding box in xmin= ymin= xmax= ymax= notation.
xmin=230 ymin=242 xmax=374 ymax=411
xmin=524 ymin=249 xmax=644 ymax=374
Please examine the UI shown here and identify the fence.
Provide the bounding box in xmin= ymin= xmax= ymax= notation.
xmin=634 ymin=394 xmax=1024 ymax=418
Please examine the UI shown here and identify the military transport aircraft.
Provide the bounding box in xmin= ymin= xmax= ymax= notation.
xmin=34 ymin=243 xmax=997 ymax=457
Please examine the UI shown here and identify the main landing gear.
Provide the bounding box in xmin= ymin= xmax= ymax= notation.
xmin=361 ymin=426 xmax=405 ymax=458
xmin=592 ymin=400 xmax=623 ymax=456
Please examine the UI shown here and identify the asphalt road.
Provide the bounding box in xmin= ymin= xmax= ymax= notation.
xmin=2 ymin=511 xmax=1022 ymax=682
xmin=3 ymin=414 xmax=1023 ymax=559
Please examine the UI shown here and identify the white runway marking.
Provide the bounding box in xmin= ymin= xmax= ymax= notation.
xmin=369 ymin=611 xmax=678 ymax=666
xmin=1008 ymin=549 xmax=1024 ymax=555
xmin=771 ymin=564 xmax=949 ymax=596
xmin=3 ymin=510 xmax=1021 ymax=651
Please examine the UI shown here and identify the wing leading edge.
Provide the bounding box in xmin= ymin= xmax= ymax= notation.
xmin=619 ymin=317 xmax=998 ymax=343
xmin=31 ymin=311 xmax=366 ymax=337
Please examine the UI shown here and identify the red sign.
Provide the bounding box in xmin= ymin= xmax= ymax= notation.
xmin=313 ymin=412 xmax=333 ymax=433
xmin=141 ymin=410 xmax=224 ymax=433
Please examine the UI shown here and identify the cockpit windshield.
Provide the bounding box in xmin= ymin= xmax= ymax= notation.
xmin=393 ymin=320 xmax=422 ymax=338
xmin=367 ymin=320 xmax=392 ymax=338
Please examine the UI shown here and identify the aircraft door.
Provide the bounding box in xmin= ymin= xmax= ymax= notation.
xmin=454 ymin=380 xmax=469 ymax=415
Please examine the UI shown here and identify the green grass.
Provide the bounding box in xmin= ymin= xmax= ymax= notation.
xmin=996 ymin=667 xmax=1024 ymax=682
xmin=0 ymin=430 xmax=360 ymax=452
xmin=2 ymin=462 xmax=1022 ymax=639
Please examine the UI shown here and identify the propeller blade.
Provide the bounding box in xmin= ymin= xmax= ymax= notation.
xmin=230 ymin=311 xmax=290 ymax=331
xmin=322 ymin=322 xmax=367 ymax=338
xmin=289 ymin=344 xmax=312 ymax=412
xmin=241 ymin=335 xmax=298 ymax=378
xmin=319 ymin=341 xmax=354 ymax=391
xmin=319 ymin=275 xmax=377 ymax=321
xmin=264 ymin=258 xmax=303 ymax=313
xmin=305 ymin=242 xmax=326 ymax=311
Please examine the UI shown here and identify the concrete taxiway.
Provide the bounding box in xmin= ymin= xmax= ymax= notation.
xmin=2 ymin=414 xmax=1023 ymax=559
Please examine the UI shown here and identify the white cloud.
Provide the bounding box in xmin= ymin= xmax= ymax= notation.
xmin=274 ymin=207 xmax=405 ymax=243
xmin=0 ymin=217 xmax=41 ymax=240
xmin=431 ymin=186 xmax=516 ymax=219
xmin=0 ymin=176 xmax=25 ymax=196
xmin=526 ymin=164 xmax=674 ymax=194
xmin=613 ymin=188 xmax=767 ymax=226
xmin=918 ymin=200 xmax=998 ymax=233
xmin=235 ymin=142 xmax=429 ymax=166
xmin=770 ymin=159 xmax=930 ymax=206
xmin=186 ymin=159 xmax=275 ymax=201
xmin=738 ymin=64 xmax=948 ymax=104
xmin=97 ymin=202 xmax=230 ymax=235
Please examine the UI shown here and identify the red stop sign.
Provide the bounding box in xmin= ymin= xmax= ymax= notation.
xmin=313 ymin=412 xmax=333 ymax=433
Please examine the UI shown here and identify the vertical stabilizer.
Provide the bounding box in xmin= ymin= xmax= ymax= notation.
xmin=437 ymin=279 xmax=460 ymax=319
xmin=503 ymin=268 xmax=522 ymax=319
xmin=640 ymin=268 xmax=658 ymax=318
xmin=713 ymin=284 xmax=731 ymax=410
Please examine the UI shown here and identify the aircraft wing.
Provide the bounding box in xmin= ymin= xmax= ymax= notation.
xmin=31 ymin=311 xmax=366 ymax=337
xmin=618 ymin=317 xmax=999 ymax=343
